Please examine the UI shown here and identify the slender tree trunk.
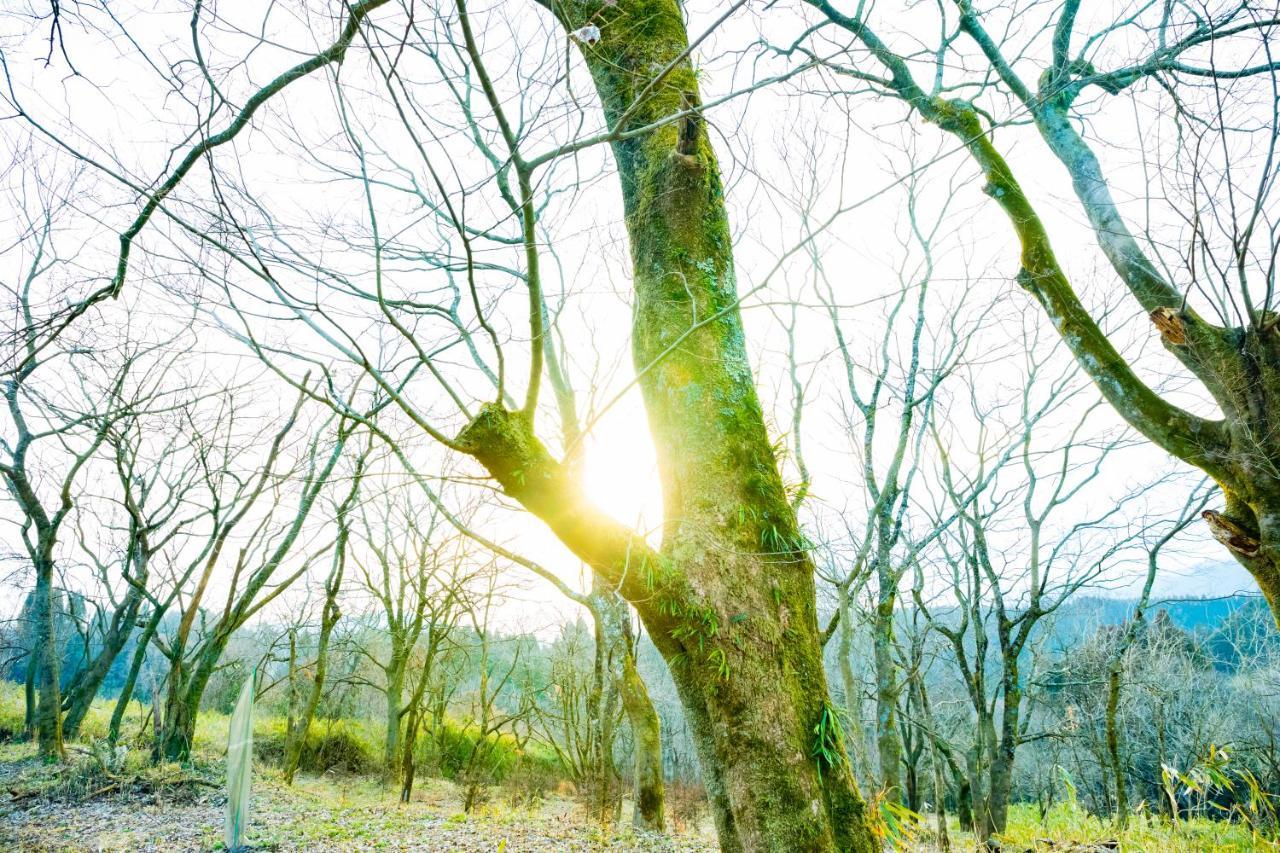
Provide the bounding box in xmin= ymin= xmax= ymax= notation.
xmin=1106 ymin=661 xmax=1127 ymax=826
xmin=915 ymin=675 xmax=950 ymax=853
xmin=285 ymin=629 xmax=299 ymax=740
xmin=108 ymin=608 xmax=163 ymax=746
xmin=968 ymin=741 xmax=989 ymax=841
xmin=619 ymin=652 xmax=664 ymax=832
xmin=837 ymin=590 xmax=872 ymax=784
xmin=956 ymin=771 xmax=974 ymax=832
xmin=284 ymin=612 xmax=338 ymax=785
xmin=400 ymin=706 xmax=421 ymax=803
xmin=872 ymin=596 xmax=902 ymax=801
xmin=590 ymin=586 xmax=663 ymax=830
xmin=384 ymin=657 xmax=404 ymax=770
xmin=32 ymin=559 xmax=63 ymax=759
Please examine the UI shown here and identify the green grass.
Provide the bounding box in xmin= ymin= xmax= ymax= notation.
xmin=2 ymin=683 xmax=1267 ymax=850
xmin=892 ymin=802 xmax=1267 ymax=851
xmin=1002 ymin=802 xmax=1261 ymax=851
xmin=0 ymin=681 xmax=559 ymax=787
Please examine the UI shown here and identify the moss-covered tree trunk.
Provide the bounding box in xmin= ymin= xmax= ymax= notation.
xmin=384 ymin=648 xmax=406 ymax=770
xmin=872 ymin=593 xmax=902 ymax=801
xmin=284 ymin=594 xmax=341 ymax=785
xmin=592 ymin=585 xmax=665 ymax=832
xmin=157 ymin=676 xmax=199 ymax=762
xmin=458 ymin=3 xmax=875 ymax=849
xmin=157 ymin=627 xmax=245 ymax=760
xmin=31 ymin=556 xmax=62 ymax=759
xmin=620 ymin=650 xmax=664 ymax=831
xmin=836 ymin=589 xmax=871 ymax=785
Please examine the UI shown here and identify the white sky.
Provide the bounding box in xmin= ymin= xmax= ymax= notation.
xmin=0 ymin=0 xmax=1264 ymax=638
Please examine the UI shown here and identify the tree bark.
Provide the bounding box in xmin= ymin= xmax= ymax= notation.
xmin=593 ymin=587 xmax=665 ymax=833
xmin=384 ymin=652 xmax=405 ymax=770
xmin=108 ymin=607 xmax=164 ymax=746
xmin=836 ymin=591 xmax=872 ymax=785
xmin=1105 ymin=662 xmax=1127 ymax=826
xmin=620 ymin=651 xmax=664 ymax=832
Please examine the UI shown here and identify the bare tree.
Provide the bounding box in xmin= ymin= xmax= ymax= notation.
xmin=29 ymin=1 xmax=878 ymax=842
xmin=793 ymin=0 xmax=1280 ymax=626
xmin=151 ymin=394 xmax=356 ymax=761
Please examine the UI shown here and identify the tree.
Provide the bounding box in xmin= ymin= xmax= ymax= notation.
xmin=151 ymin=393 xmax=354 ymax=761
xmin=1102 ymin=484 xmax=1212 ymax=826
xmin=807 ymin=161 xmax=970 ymax=802
xmin=60 ymin=376 xmax=208 ymax=740
xmin=352 ymin=490 xmax=451 ymax=769
xmin=1 ymin=187 xmax=187 ymax=756
xmin=60 ymin=1 xmax=878 ymax=845
xmin=282 ymin=437 xmax=371 ymax=785
xmin=795 ymin=0 xmax=1280 ymax=624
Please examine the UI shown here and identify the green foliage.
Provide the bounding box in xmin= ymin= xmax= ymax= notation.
xmin=867 ymin=790 xmax=923 ymax=848
xmin=254 ymin=718 xmax=379 ymax=776
xmin=1162 ymin=745 xmax=1280 ymax=842
xmin=0 ymin=681 xmax=25 ymax=742
xmin=809 ymin=702 xmax=845 ymax=782
xmin=988 ymin=801 xmax=1262 ymax=851
xmin=413 ymin=723 xmax=559 ymax=790
xmin=0 ymin=681 xmax=142 ymax=746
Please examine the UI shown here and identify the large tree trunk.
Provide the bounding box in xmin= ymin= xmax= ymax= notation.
xmin=460 ymin=3 xmax=875 ymax=849
xmin=157 ymin=682 xmax=198 ymax=762
xmin=156 ymin=638 xmax=225 ymax=761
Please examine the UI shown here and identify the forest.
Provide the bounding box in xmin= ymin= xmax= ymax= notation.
xmin=1 ymin=0 xmax=1279 ymax=851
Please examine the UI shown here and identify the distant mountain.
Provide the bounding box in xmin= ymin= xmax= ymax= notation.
xmin=1046 ymin=591 xmax=1277 ymax=670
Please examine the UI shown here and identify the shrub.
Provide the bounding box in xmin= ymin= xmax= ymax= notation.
xmin=667 ymin=779 xmax=708 ymax=834
xmin=254 ymin=718 xmax=379 ymax=776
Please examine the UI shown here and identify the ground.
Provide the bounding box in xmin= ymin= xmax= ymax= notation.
xmin=0 ymin=744 xmax=714 ymax=852
xmin=0 ymin=740 xmax=1265 ymax=851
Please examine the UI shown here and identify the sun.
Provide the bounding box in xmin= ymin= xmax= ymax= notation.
xmin=581 ymin=398 xmax=663 ymax=534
